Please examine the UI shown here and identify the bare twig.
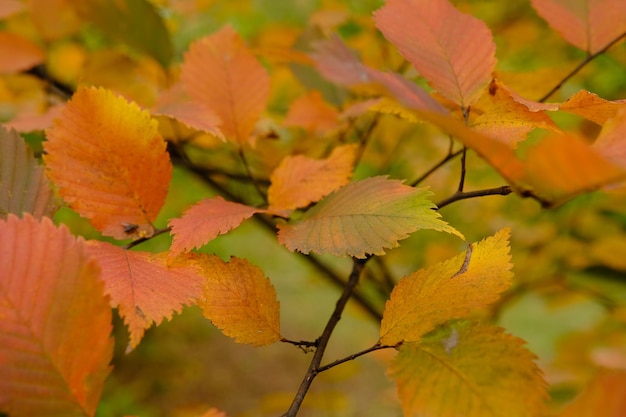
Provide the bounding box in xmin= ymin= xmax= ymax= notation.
xmin=316 ymin=342 xmax=397 ymax=373
xmin=435 ymin=186 xmax=513 ymax=210
xmin=123 ymin=226 xmax=172 ymax=250
xmin=410 ymin=148 xmax=463 ymax=187
xmin=538 ymin=30 xmax=626 ymax=103
xmin=282 ymin=258 xmax=368 ymax=417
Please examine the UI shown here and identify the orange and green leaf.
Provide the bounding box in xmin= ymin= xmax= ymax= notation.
xmin=181 ymin=26 xmax=270 ymax=146
xmin=374 ymin=0 xmax=497 ymax=108
xmin=390 ymin=322 xmax=547 ymax=417
xmin=278 ymin=176 xmax=463 ymax=258
xmin=44 ymin=86 xmax=172 ymax=239
xmin=86 ymin=241 xmax=204 ymax=349
xmin=0 ymin=126 xmax=56 ymax=219
xmin=268 ymin=144 xmax=357 ymax=214
xmin=0 ymin=214 xmax=113 ymax=417
xmin=169 ymin=196 xmax=264 ymax=256
xmin=380 ymin=228 xmax=512 ymax=345
xmin=194 ymin=254 xmax=281 ymax=346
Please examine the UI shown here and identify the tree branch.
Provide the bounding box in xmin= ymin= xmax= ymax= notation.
xmin=410 ymin=148 xmax=463 ymax=187
xmin=435 ymin=185 xmax=513 ymax=210
xmin=282 ymin=258 xmax=368 ymax=417
xmin=538 ymin=30 xmax=626 ymax=103
xmin=316 ymin=342 xmax=397 ymax=373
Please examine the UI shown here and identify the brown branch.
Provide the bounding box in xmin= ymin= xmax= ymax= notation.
xmin=316 ymin=342 xmax=397 ymax=373
xmin=282 ymin=258 xmax=368 ymax=417
xmin=538 ymin=30 xmax=626 ymax=103
xmin=123 ymin=226 xmax=172 ymax=249
xmin=435 ymin=186 xmax=513 ymax=210
xmin=410 ymin=148 xmax=463 ymax=187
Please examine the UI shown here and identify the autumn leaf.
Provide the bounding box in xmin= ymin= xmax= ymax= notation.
xmin=267 ymin=144 xmax=357 ymax=214
xmin=27 ymin=0 xmax=81 ymax=41
xmin=194 ymin=254 xmax=281 ymax=346
xmin=560 ymin=90 xmax=626 ymax=125
xmin=593 ymin=107 xmax=626 ymax=168
xmin=44 ymin=86 xmax=172 ymax=239
xmin=71 ymin=0 xmax=173 ymax=67
xmin=0 ymin=214 xmax=113 ymax=417
xmin=0 ymin=31 xmax=45 ymax=74
xmin=0 ymin=0 xmax=23 ymax=19
xmin=278 ymin=176 xmax=463 ymax=258
xmin=169 ymin=196 xmax=264 ymax=256
xmin=86 ymin=241 xmax=204 ymax=349
xmin=283 ymin=91 xmax=341 ymax=135
xmin=0 ymin=126 xmax=56 ymax=219
xmin=374 ymin=0 xmax=497 ymax=108
xmin=559 ymin=370 xmax=626 ymax=417
xmin=390 ymin=322 xmax=547 ymax=417
xmin=380 ymin=228 xmax=512 ymax=345
xmin=181 ymin=26 xmax=270 ymax=146
xmin=531 ymin=0 xmax=626 ymax=54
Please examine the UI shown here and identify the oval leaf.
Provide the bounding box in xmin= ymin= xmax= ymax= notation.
xmin=390 ymin=322 xmax=547 ymax=417
xmin=278 ymin=176 xmax=463 ymax=258
xmin=181 ymin=26 xmax=270 ymax=146
xmin=0 ymin=214 xmax=113 ymax=417
xmin=86 ymin=241 xmax=204 ymax=350
xmin=44 ymin=86 xmax=172 ymax=239
xmin=194 ymin=254 xmax=281 ymax=347
xmin=374 ymin=0 xmax=497 ymax=107
xmin=380 ymin=228 xmax=512 ymax=345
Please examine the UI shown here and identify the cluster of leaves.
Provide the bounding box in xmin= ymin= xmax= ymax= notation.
xmin=1 ymin=0 xmax=626 ymax=416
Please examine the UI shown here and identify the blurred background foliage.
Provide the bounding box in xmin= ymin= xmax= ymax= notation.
xmin=2 ymin=0 xmax=626 ymax=416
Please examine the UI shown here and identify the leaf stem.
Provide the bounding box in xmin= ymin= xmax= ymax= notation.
xmin=316 ymin=342 xmax=397 ymax=373
xmin=538 ymin=30 xmax=626 ymax=103
xmin=435 ymin=185 xmax=513 ymax=210
xmin=282 ymin=257 xmax=368 ymax=417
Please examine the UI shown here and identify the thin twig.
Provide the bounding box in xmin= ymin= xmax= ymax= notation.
xmin=410 ymin=148 xmax=463 ymax=187
xmin=237 ymin=147 xmax=267 ymax=204
xmin=282 ymin=258 xmax=368 ymax=417
xmin=123 ymin=226 xmax=172 ymax=249
xmin=435 ymin=186 xmax=513 ymax=210
xmin=537 ymin=30 xmax=626 ymax=103
xmin=457 ymin=147 xmax=467 ymax=192
xmin=316 ymin=342 xmax=397 ymax=373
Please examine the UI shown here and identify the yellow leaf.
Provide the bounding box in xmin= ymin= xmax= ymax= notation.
xmin=390 ymin=322 xmax=547 ymax=417
xmin=380 ymin=228 xmax=512 ymax=345
xmin=44 ymin=86 xmax=172 ymax=239
xmin=194 ymin=255 xmax=281 ymax=346
xmin=268 ymin=144 xmax=357 ymax=213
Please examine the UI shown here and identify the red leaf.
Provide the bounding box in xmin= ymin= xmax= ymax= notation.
xmin=0 ymin=214 xmax=113 ymax=417
xmin=169 ymin=196 xmax=264 ymax=256
xmin=374 ymin=0 xmax=497 ymax=108
xmin=283 ymin=91 xmax=341 ymax=135
xmin=181 ymin=26 xmax=270 ymax=146
xmin=86 ymin=241 xmax=204 ymax=349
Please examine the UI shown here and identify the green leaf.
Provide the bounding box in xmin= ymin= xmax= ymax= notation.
xmin=72 ymin=0 xmax=173 ymax=67
xmin=277 ymin=176 xmax=463 ymax=258
xmin=390 ymin=322 xmax=547 ymax=417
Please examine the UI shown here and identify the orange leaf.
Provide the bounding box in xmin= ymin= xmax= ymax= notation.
xmin=283 ymin=91 xmax=341 ymax=135
xmin=531 ymin=0 xmax=626 ymax=54
xmin=374 ymin=0 xmax=497 ymax=108
xmin=169 ymin=196 xmax=264 ymax=256
xmin=181 ymin=26 xmax=270 ymax=146
xmin=278 ymin=176 xmax=463 ymax=258
xmin=44 ymin=86 xmax=172 ymax=239
xmin=268 ymin=144 xmax=357 ymax=213
xmin=4 ymin=103 xmax=65 ymax=133
xmin=27 ymin=0 xmax=81 ymax=41
xmin=380 ymin=228 xmax=512 ymax=345
xmin=390 ymin=322 xmax=547 ymax=417
xmin=559 ymin=370 xmax=626 ymax=417
xmin=593 ymin=108 xmax=626 ymax=168
xmin=0 ymin=214 xmax=113 ymax=417
xmin=194 ymin=255 xmax=281 ymax=346
xmin=560 ymin=90 xmax=626 ymax=125
xmin=198 ymin=408 xmax=227 ymax=417
xmin=0 ymin=0 xmax=23 ymax=19
xmin=0 ymin=126 xmax=56 ymax=219
xmin=86 ymin=241 xmax=204 ymax=349
xmin=0 ymin=31 xmax=45 ymax=74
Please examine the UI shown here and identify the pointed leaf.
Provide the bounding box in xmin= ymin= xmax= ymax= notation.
xmin=278 ymin=176 xmax=463 ymax=258
xmin=283 ymin=91 xmax=341 ymax=135
xmin=0 ymin=214 xmax=113 ymax=417
xmin=0 ymin=126 xmax=56 ymax=219
xmin=367 ymin=70 xmax=448 ymax=114
xmin=531 ymin=0 xmax=626 ymax=54
xmin=559 ymin=370 xmax=626 ymax=417
xmin=86 ymin=241 xmax=204 ymax=349
xmin=0 ymin=31 xmax=45 ymax=74
xmin=380 ymin=228 xmax=512 ymax=345
xmin=560 ymin=90 xmax=626 ymax=125
xmin=44 ymin=86 xmax=172 ymax=239
xmin=169 ymin=196 xmax=264 ymax=256
xmin=71 ymin=0 xmax=173 ymax=67
xmin=194 ymin=254 xmax=281 ymax=346
xmin=181 ymin=26 xmax=270 ymax=146
xmin=593 ymin=107 xmax=626 ymax=168
xmin=390 ymin=322 xmax=547 ymax=417
xmin=374 ymin=0 xmax=497 ymax=107
xmin=268 ymin=144 xmax=357 ymax=213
